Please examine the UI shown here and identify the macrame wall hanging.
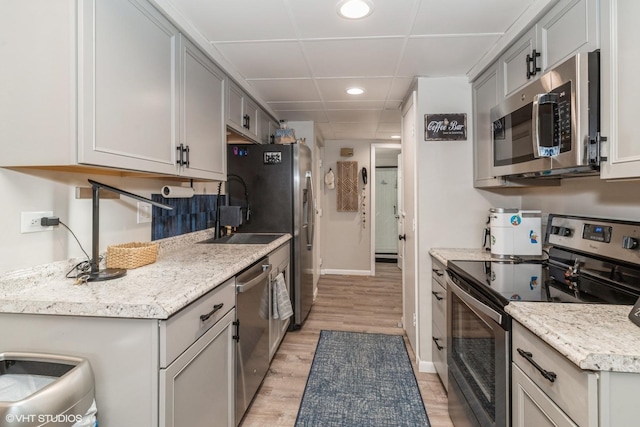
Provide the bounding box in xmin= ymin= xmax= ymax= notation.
xmin=336 ymin=161 xmax=358 ymax=212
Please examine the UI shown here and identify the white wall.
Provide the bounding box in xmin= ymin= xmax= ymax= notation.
xmin=0 ymin=168 xmax=216 ymax=273
xmin=519 ymin=175 xmax=640 ymax=223
xmin=321 ymin=140 xmax=374 ymax=275
xmin=414 ymin=77 xmax=520 ymax=366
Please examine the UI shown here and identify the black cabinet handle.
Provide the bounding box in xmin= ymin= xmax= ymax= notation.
xmin=432 ymin=268 xmax=444 ymax=277
xmin=526 ymin=49 xmax=542 ymax=79
xmin=431 ymin=291 xmax=444 ymax=301
xmin=176 ymin=143 xmax=184 ymax=166
xmin=184 ymin=145 xmax=190 ymax=168
xmin=233 ymin=319 xmax=240 ymax=342
xmin=399 ymin=234 xmax=406 ymax=241
xmin=200 ymin=303 xmax=224 ymax=322
xmin=432 ymin=337 xmax=444 ymax=351
xmin=517 ymin=348 xmax=556 ymax=382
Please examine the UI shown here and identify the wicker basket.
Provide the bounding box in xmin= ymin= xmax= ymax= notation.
xmin=106 ymin=242 xmax=158 ymax=269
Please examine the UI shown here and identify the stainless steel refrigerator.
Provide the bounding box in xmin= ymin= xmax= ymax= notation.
xmin=227 ymin=143 xmax=315 ymax=328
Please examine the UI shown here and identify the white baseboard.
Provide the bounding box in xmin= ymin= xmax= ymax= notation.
xmin=418 ymin=359 xmax=437 ymax=373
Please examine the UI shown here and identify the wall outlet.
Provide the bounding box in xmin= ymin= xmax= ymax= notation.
xmin=137 ymin=202 xmax=152 ymax=224
xmin=21 ymin=211 xmax=54 ymax=233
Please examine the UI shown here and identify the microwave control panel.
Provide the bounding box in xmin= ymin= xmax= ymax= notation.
xmin=554 ymin=81 xmax=572 ymax=152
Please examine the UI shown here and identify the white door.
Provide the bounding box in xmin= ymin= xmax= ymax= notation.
xmin=375 ymin=168 xmax=398 ymax=256
xmin=401 ymin=92 xmax=418 ymax=353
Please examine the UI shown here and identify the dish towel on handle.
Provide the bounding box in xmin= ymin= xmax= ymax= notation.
xmin=273 ymin=273 xmax=293 ymax=320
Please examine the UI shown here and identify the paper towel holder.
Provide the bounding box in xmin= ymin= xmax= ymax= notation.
xmin=86 ymin=180 xmax=173 ymax=282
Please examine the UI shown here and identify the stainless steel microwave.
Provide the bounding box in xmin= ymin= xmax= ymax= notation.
xmin=490 ymin=51 xmax=601 ymax=178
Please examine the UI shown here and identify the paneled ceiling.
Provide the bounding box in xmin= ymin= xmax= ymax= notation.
xmin=167 ymin=0 xmax=536 ymax=141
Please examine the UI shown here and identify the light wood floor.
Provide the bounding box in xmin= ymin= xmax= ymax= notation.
xmin=239 ymin=263 xmax=454 ymax=427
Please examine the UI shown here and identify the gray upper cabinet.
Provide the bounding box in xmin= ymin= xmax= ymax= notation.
xmin=178 ymin=37 xmax=226 ymax=181
xmin=227 ymin=80 xmax=259 ymax=141
xmin=473 ymin=64 xmax=505 ymax=188
xmin=600 ymin=0 xmax=640 ymax=180
xmin=1 ymin=0 xmax=228 ymax=180
xmin=78 ymin=0 xmax=180 ymax=175
xmin=497 ymin=0 xmax=598 ymax=99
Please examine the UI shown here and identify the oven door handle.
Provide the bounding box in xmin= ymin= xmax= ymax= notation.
xmin=447 ymin=278 xmax=503 ymax=325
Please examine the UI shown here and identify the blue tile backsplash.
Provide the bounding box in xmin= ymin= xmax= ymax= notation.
xmin=151 ymin=194 xmax=223 ymax=240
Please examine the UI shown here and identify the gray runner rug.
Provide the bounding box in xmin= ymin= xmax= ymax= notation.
xmin=295 ymin=330 xmax=431 ymax=427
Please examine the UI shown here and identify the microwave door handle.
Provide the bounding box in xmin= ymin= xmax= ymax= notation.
xmin=532 ymin=93 xmax=560 ymax=158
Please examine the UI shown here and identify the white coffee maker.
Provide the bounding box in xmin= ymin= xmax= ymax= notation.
xmin=489 ymin=208 xmax=542 ymax=257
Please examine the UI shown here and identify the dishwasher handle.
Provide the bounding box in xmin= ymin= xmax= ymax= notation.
xmin=236 ymin=263 xmax=272 ymax=293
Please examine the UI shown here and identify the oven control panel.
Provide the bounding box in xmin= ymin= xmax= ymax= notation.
xmin=547 ymin=214 xmax=640 ymax=266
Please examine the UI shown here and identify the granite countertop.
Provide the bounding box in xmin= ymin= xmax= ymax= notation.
xmin=0 ymin=230 xmax=291 ymax=319
xmin=429 ymin=248 xmax=496 ymax=265
xmin=507 ymin=302 xmax=640 ymax=373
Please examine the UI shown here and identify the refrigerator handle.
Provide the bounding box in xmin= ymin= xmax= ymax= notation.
xmin=305 ymin=171 xmax=315 ymax=250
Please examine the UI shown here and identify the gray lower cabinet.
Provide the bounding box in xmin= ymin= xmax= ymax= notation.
xmin=0 ymin=278 xmax=237 ymax=426
xmin=512 ymin=322 xmax=598 ymax=427
xmin=160 ymin=278 xmax=236 ymax=427
xmin=430 ymin=257 xmax=448 ymax=391
xmin=160 ymin=309 xmax=235 ymax=427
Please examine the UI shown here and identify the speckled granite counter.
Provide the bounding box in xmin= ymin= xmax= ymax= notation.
xmin=507 ymin=302 xmax=640 ymax=373
xmin=0 ymin=230 xmax=291 ymax=319
xmin=429 ymin=248 xmax=496 ymax=265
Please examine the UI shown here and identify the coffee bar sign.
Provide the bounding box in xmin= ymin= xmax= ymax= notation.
xmin=425 ymin=113 xmax=467 ymax=141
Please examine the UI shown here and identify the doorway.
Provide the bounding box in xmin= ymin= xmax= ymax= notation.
xmin=370 ymin=144 xmax=401 ymax=275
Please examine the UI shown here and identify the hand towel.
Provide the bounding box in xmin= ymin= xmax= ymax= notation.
xmin=272 ymin=272 xmax=293 ymax=320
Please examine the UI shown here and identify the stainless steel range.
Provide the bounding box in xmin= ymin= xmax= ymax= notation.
xmin=446 ymin=214 xmax=640 ymax=427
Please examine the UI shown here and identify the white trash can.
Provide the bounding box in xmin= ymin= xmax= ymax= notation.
xmin=0 ymin=352 xmax=96 ymax=427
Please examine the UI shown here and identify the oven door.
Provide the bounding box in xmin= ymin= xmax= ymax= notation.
xmin=446 ymin=276 xmax=509 ymax=427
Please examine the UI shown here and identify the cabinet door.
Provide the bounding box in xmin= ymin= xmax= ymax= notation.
xmin=512 ymin=364 xmax=578 ymax=427
xmin=538 ymin=0 xmax=598 ymax=71
xmin=259 ymin=110 xmax=271 ymax=144
xmin=227 ymin=81 xmax=245 ymax=133
xmin=473 ymin=65 xmax=505 ymax=188
xmin=78 ymin=0 xmax=179 ymax=174
xmin=179 ymin=37 xmax=226 ymax=180
xmin=600 ymin=0 xmax=640 ymax=179
xmin=243 ymin=97 xmax=260 ymax=140
xmin=160 ymin=309 xmax=235 ymax=427
xmin=499 ymin=27 xmax=537 ymax=98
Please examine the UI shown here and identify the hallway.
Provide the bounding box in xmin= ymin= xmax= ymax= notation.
xmin=240 ymin=263 xmax=453 ymax=426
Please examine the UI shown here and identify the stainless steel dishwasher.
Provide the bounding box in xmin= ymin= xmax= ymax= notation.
xmin=235 ymin=257 xmax=272 ymax=426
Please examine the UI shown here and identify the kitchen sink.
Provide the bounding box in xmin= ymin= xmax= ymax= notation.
xmin=198 ymin=233 xmax=284 ymax=245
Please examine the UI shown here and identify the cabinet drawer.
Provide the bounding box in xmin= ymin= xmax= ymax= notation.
xmin=431 ymin=259 xmax=447 ymax=288
xmin=512 ymin=322 xmax=598 ymax=427
xmin=432 ymin=279 xmax=446 ymax=334
xmin=432 ymin=321 xmax=448 ymax=391
xmin=160 ymin=278 xmax=235 ymax=367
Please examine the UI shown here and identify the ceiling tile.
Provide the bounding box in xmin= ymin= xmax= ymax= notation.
xmin=247 ymin=79 xmax=321 ymax=102
xmin=398 ymin=35 xmax=501 ymax=76
xmin=169 ymin=0 xmax=295 ymax=41
xmin=377 ymin=122 xmax=401 ymax=132
xmin=375 ymin=131 xmax=402 ymax=140
xmin=268 ymin=101 xmax=325 ymax=111
xmin=214 ymin=41 xmax=311 ymax=79
xmin=316 ymin=123 xmax=336 ymax=139
xmin=276 ymin=110 xmax=330 ymax=123
xmin=324 ymin=100 xmax=385 ymax=110
xmin=412 ymin=0 xmax=534 ymax=35
xmin=316 ymin=78 xmax=392 ymax=101
xmin=288 ymin=0 xmax=419 ymax=39
xmin=385 ymin=101 xmax=402 ymax=110
xmin=388 ymin=78 xmax=414 ymax=99
xmin=326 ymin=110 xmax=382 ymax=123
xmin=302 ymin=38 xmax=404 ymax=77
xmin=380 ymin=109 xmax=402 ymax=123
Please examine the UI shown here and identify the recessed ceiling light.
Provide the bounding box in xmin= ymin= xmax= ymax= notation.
xmin=346 ymin=87 xmax=365 ymax=95
xmin=391 ymin=135 xmax=401 ymax=139
xmin=337 ymin=0 xmax=373 ymax=20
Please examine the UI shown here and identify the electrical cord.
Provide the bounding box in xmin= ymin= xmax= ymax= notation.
xmin=56 ymin=219 xmax=97 ymax=280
